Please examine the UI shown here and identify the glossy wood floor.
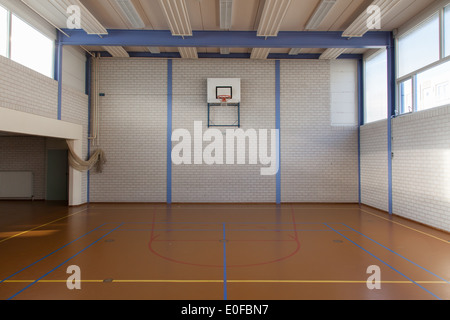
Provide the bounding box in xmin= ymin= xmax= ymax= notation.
xmin=0 ymin=201 xmax=449 ymax=300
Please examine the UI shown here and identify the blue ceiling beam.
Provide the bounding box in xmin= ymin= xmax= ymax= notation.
xmin=59 ymin=29 xmax=391 ymax=49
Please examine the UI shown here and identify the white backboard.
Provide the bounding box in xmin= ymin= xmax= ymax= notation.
xmin=207 ymin=78 xmax=241 ymax=103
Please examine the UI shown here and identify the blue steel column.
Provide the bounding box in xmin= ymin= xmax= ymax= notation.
xmin=387 ymin=33 xmax=396 ymax=215
xmin=275 ymin=60 xmax=281 ymax=205
xmin=55 ymin=32 xmax=63 ymax=120
xmin=357 ymin=58 xmax=364 ymax=206
xmin=167 ymin=59 xmax=173 ymax=204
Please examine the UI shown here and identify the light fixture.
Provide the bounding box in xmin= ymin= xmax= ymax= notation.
xmin=257 ymin=0 xmax=292 ymax=37
xmin=319 ymin=48 xmax=346 ymax=60
xmin=342 ymin=0 xmax=401 ymax=37
xmin=219 ymin=0 xmax=233 ymax=56
xmin=250 ymin=48 xmax=271 ymax=60
xmin=288 ymin=48 xmax=303 ymax=55
xmin=178 ymin=47 xmax=198 ymax=59
xmin=110 ymin=0 xmax=145 ymax=29
xmin=305 ymin=0 xmax=336 ymax=30
xmin=21 ymin=0 xmax=108 ymax=35
xmin=103 ymin=46 xmax=130 ymax=58
xmin=159 ymin=0 xmax=192 ymax=36
xmin=220 ymin=0 xmax=233 ymax=30
xmin=148 ymin=47 xmax=161 ymax=54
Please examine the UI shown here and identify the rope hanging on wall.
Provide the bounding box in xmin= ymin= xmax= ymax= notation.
xmin=66 ymin=140 xmax=106 ymax=173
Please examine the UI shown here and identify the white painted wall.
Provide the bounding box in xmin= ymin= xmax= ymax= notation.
xmin=392 ymin=105 xmax=450 ymax=232
xmin=360 ymin=120 xmax=389 ymax=211
xmin=281 ymin=60 xmax=359 ymax=203
xmin=89 ymin=58 xmax=167 ymax=203
xmin=62 ymin=46 xmax=87 ymax=94
xmin=330 ymin=60 xmax=358 ymax=126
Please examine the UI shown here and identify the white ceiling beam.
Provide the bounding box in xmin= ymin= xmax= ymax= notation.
xmin=288 ymin=48 xmax=306 ymax=55
xmin=342 ymin=0 xmax=401 ymax=37
xmin=178 ymin=47 xmax=198 ymax=59
xmin=21 ymin=0 xmax=108 ymax=35
xmin=219 ymin=0 xmax=233 ymax=54
xmin=220 ymin=0 xmax=233 ymax=30
xmin=148 ymin=47 xmax=161 ymax=54
xmin=257 ymin=0 xmax=292 ymax=37
xmin=108 ymin=0 xmax=145 ymax=29
xmin=319 ymin=48 xmax=346 ymax=60
xmin=159 ymin=0 xmax=192 ymax=36
xmin=103 ymin=46 xmax=130 ymax=58
xmin=305 ymin=0 xmax=337 ymax=30
xmin=250 ymin=48 xmax=271 ymax=60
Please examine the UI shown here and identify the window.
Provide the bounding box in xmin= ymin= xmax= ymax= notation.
xmin=364 ymin=49 xmax=387 ymax=123
xmin=10 ymin=14 xmax=54 ymax=78
xmin=445 ymin=5 xmax=450 ymax=57
xmin=416 ymin=60 xmax=450 ymax=111
xmin=399 ymin=79 xmax=413 ymax=114
xmin=0 ymin=5 xmax=7 ymax=57
xmin=397 ymin=5 xmax=450 ymax=116
xmin=398 ymin=13 xmax=440 ymax=78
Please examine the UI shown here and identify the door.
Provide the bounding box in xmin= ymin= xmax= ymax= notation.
xmin=46 ymin=150 xmax=68 ymax=201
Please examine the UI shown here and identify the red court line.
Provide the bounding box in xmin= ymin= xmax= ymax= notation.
xmin=147 ymin=213 xmax=301 ymax=268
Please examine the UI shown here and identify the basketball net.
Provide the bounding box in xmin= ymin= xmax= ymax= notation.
xmin=218 ymin=95 xmax=231 ymax=107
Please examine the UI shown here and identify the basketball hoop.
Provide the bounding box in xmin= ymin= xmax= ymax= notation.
xmin=217 ymin=95 xmax=231 ymax=106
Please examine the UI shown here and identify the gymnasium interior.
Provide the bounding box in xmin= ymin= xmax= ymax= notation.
xmin=0 ymin=0 xmax=449 ymax=302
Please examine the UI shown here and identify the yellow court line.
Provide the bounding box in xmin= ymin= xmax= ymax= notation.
xmin=360 ymin=209 xmax=450 ymax=244
xmin=2 ymin=279 xmax=449 ymax=284
xmin=0 ymin=208 xmax=87 ymax=244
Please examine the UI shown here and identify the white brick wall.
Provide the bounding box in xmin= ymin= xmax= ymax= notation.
xmin=0 ymin=55 xmax=58 ymax=119
xmin=91 ymin=58 xmax=360 ymax=203
xmin=172 ymin=59 xmax=276 ymax=203
xmin=0 ymin=136 xmax=46 ymax=199
xmin=61 ymin=85 xmax=89 ymax=203
xmin=360 ymin=120 xmax=389 ymax=211
xmin=280 ymin=60 xmax=358 ymax=202
xmin=0 ymin=55 xmax=89 ymax=203
xmin=392 ymin=105 xmax=450 ymax=232
xmin=89 ymin=58 xmax=167 ymax=202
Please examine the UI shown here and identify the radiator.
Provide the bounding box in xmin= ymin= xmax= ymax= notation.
xmin=0 ymin=171 xmax=34 ymax=199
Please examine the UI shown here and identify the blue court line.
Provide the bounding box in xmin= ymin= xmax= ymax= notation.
xmin=0 ymin=224 xmax=106 ymax=285
xmin=344 ymin=224 xmax=450 ymax=284
xmin=324 ymin=223 xmax=442 ymax=300
xmin=7 ymin=223 xmax=124 ymax=300
xmin=223 ymin=223 xmax=227 ymax=301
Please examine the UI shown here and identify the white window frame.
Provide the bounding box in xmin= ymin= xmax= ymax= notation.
xmin=395 ymin=4 xmax=450 ymax=116
xmin=0 ymin=4 xmax=55 ymax=78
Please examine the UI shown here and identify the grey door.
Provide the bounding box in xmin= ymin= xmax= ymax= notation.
xmin=46 ymin=150 xmax=68 ymax=201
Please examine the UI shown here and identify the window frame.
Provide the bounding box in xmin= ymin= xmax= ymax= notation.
xmin=363 ymin=48 xmax=388 ymax=124
xmin=0 ymin=4 xmax=11 ymax=58
xmin=395 ymin=4 xmax=450 ymax=116
xmin=0 ymin=5 xmax=55 ymax=79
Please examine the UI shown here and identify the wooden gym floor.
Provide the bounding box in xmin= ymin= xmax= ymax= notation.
xmin=0 ymin=201 xmax=449 ymax=300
